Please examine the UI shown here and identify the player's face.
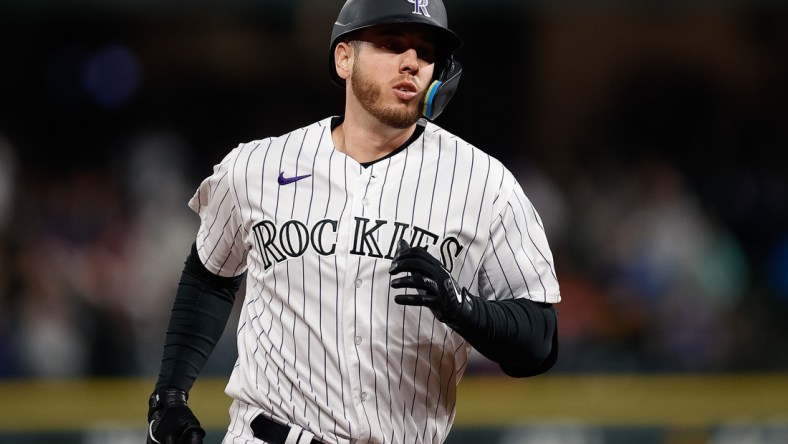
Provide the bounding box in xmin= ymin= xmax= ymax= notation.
xmin=348 ymin=25 xmax=437 ymax=129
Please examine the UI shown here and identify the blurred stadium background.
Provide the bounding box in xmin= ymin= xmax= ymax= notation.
xmin=1 ymin=0 xmax=787 ymax=443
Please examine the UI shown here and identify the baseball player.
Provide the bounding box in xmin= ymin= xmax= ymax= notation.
xmin=146 ymin=0 xmax=561 ymax=443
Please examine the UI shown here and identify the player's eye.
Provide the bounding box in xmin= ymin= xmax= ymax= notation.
xmin=378 ymin=40 xmax=435 ymax=64
xmin=416 ymin=46 xmax=436 ymax=64
xmin=378 ymin=38 xmax=406 ymax=54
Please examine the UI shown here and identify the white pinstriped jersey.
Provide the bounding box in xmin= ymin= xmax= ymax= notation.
xmin=189 ymin=117 xmax=560 ymax=444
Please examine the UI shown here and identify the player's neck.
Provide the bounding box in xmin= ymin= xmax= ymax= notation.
xmin=333 ymin=112 xmax=416 ymax=164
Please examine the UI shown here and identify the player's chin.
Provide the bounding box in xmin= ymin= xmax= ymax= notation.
xmin=403 ymin=97 xmax=426 ymax=119
xmin=378 ymin=105 xmax=421 ymax=129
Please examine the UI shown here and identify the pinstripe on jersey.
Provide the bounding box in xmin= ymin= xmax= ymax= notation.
xmin=188 ymin=117 xmax=560 ymax=444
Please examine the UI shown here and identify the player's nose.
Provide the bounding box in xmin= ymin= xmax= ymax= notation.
xmin=399 ymin=48 xmax=420 ymax=74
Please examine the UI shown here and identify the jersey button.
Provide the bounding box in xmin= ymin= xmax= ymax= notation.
xmin=354 ymin=336 xmax=362 ymax=345
xmin=354 ymin=279 xmax=362 ymax=288
xmin=362 ymin=198 xmax=369 ymax=206
xmin=360 ymin=392 xmax=368 ymax=401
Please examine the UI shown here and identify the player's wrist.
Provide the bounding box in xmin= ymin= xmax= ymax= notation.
xmin=148 ymin=387 xmax=189 ymax=420
xmin=151 ymin=386 xmax=188 ymax=404
xmin=442 ymin=286 xmax=476 ymax=331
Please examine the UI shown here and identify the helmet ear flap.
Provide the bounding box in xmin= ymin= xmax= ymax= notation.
xmin=422 ymin=58 xmax=462 ymax=121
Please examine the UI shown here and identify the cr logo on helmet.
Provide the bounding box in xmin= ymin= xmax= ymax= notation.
xmin=408 ymin=0 xmax=431 ymax=17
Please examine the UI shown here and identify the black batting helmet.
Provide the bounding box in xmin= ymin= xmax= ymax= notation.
xmin=329 ymin=0 xmax=464 ymax=120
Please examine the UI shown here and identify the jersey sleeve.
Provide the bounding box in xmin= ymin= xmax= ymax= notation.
xmin=187 ymin=147 xmax=249 ymax=277
xmin=478 ymin=176 xmax=561 ymax=304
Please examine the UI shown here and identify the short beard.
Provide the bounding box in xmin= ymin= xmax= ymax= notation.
xmin=350 ymin=61 xmax=423 ymax=129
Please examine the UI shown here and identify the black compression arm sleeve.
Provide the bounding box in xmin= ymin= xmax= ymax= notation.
xmin=453 ymin=297 xmax=558 ymax=377
xmin=155 ymin=243 xmax=245 ymax=392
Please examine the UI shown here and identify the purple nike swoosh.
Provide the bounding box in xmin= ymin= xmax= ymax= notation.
xmin=278 ymin=172 xmax=312 ymax=185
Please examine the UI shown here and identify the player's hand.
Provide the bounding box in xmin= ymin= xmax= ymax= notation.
xmin=389 ymin=239 xmax=473 ymax=327
xmin=147 ymin=387 xmax=205 ymax=444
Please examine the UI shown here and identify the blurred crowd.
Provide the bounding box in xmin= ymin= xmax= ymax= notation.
xmin=0 ymin=2 xmax=786 ymax=379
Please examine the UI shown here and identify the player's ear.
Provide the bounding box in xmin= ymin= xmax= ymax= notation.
xmin=334 ymin=41 xmax=353 ymax=81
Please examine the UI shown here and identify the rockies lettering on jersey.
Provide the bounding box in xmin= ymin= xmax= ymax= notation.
xmin=189 ymin=117 xmax=560 ymax=444
xmin=253 ymin=217 xmax=463 ymax=270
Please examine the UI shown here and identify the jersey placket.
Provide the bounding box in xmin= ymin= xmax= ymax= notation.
xmin=340 ymin=164 xmax=379 ymax=443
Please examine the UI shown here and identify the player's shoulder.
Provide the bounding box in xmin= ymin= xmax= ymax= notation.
xmin=233 ymin=118 xmax=332 ymax=155
xmin=214 ymin=118 xmax=331 ymax=170
xmin=211 ymin=118 xmax=330 ymax=178
xmin=424 ymin=121 xmax=516 ymax=180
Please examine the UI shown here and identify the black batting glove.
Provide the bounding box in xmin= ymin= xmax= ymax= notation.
xmin=147 ymin=387 xmax=205 ymax=444
xmin=389 ymin=239 xmax=474 ymax=329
